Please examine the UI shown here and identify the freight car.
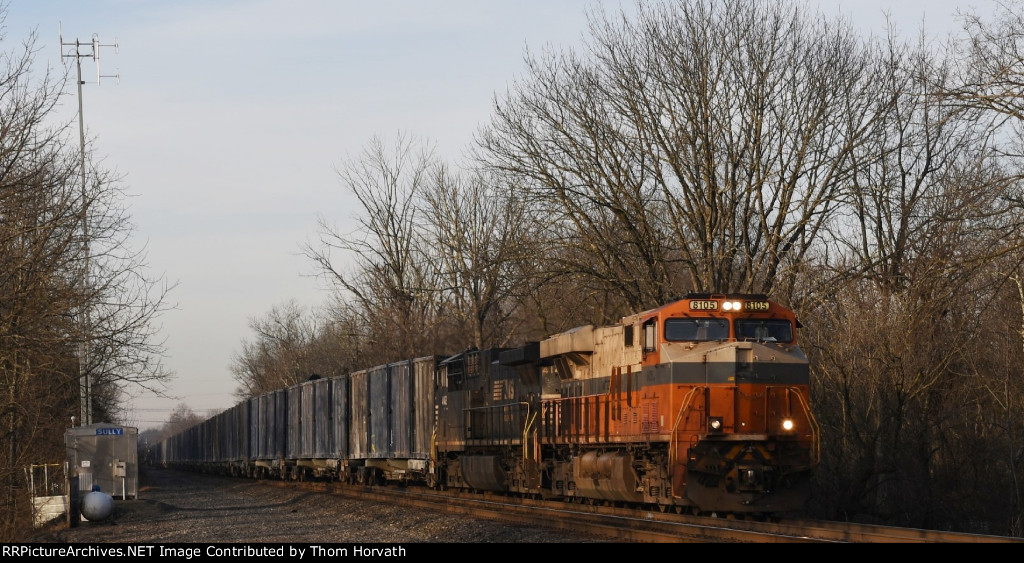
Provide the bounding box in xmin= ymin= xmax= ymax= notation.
xmin=155 ymin=293 xmax=819 ymax=516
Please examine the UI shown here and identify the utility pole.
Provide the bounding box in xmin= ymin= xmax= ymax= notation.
xmin=59 ymin=23 xmax=118 ymax=427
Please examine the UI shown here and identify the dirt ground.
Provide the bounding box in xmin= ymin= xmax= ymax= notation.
xmin=26 ymin=465 xmax=609 ymax=544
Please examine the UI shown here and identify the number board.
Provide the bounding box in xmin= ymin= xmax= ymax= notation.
xmin=689 ymin=300 xmax=718 ymax=311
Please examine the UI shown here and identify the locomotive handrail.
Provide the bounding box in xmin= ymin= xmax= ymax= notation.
xmin=461 ymin=401 xmax=527 ymax=411
xmin=788 ymin=386 xmax=821 ymax=464
xmin=668 ymin=385 xmax=705 ymax=490
xmin=459 ymin=401 xmax=534 ymax=446
xmin=430 ymin=427 xmax=437 ymax=467
xmin=521 ymin=403 xmax=537 ymax=461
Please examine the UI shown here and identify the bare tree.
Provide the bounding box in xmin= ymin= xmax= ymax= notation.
xmin=230 ymin=300 xmax=320 ymax=399
xmin=921 ymin=0 xmax=1024 ymax=533
xmin=303 ymin=298 xmax=371 ymax=379
xmin=304 ymin=132 xmax=441 ymax=362
xmin=478 ymin=0 xmax=882 ymax=308
xmin=420 ymin=164 xmax=534 ymax=349
xmin=0 ymin=15 xmax=172 ymax=540
xmin=802 ymin=17 xmax=1024 ymax=530
xmin=948 ymin=2 xmax=1024 ymax=144
xmin=145 ymin=403 xmax=204 ymax=446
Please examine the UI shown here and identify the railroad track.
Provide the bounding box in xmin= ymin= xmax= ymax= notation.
xmin=258 ymin=477 xmax=1024 ymax=543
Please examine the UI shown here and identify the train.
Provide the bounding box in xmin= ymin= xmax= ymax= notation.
xmin=154 ymin=293 xmax=819 ymax=516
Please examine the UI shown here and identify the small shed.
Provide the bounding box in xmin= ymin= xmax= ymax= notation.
xmin=65 ymin=423 xmax=138 ymax=500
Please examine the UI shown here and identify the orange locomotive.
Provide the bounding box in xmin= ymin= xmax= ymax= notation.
xmin=433 ymin=293 xmax=819 ymax=515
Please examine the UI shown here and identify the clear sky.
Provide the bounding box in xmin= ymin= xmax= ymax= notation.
xmin=2 ymin=0 xmax=978 ymax=431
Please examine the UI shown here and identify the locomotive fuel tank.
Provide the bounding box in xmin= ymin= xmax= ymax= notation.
xmin=461 ymin=456 xmax=506 ymax=491
xmin=572 ymin=451 xmax=642 ymax=503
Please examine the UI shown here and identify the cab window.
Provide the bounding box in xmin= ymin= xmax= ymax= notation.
xmin=664 ymin=318 xmax=729 ymax=342
xmin=735 ymin=319 xmax=793 ymax=343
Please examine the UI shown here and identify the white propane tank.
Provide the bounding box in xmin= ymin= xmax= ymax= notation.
xmin=81 ymin=487 xmax=114 ymax=522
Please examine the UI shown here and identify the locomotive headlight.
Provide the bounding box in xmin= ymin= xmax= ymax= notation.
xmin=781 ymin=418 xmax=795 ymax=432
xmin=709 ymin=416 xmax=724 ymax=433
xmin=722 ymin=301 xmax=742 ymax=311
